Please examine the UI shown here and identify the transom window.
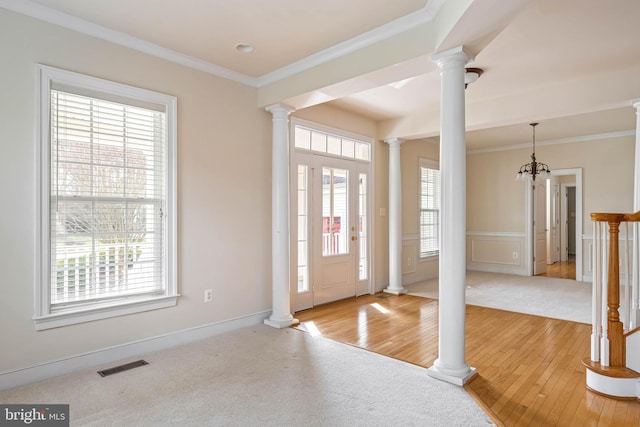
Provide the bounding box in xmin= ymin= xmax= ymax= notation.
xmin=35 ymin=65 xmax=177 ymax=330
xmin=294 ymin=124 xmax=370 ymax=162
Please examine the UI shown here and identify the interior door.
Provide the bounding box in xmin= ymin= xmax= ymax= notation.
xmin=550 ymin=184 xmax=560 ymax=263
xmin=312 ymin=158 xmax=357 ymax=305
xmin=533 ymin=180 xmax=547 ymax=275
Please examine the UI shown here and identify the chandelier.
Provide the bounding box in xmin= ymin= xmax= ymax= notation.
xmin=516 ymin=123 xmax=550 ymax=181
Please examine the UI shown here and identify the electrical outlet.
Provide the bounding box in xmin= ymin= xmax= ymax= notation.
xmin=513 ymin=252 xmax=519 ymax=259
xmin=204 ymin=289 xmax=213 ymax=302
xmin=407 ymin=257 xmax=412 ymax=267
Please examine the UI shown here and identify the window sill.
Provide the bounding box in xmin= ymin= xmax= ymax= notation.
xmin=33 ymin=295 xmax=179 ymax=331
xmin=419 ymin=254 xmax=439 ymax=263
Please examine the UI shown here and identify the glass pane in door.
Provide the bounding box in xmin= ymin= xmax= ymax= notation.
xmin=359 ymin=173 xmax=368 ymax=280
xmin=322 ymin=167 xmax=348 ymax=256
xmin=297 ymin=165 xmax=309 ymax=292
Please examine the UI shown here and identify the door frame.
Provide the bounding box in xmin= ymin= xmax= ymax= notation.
xmin=289 ymin=118 xmax=375 ymax=312
xmin=524 ymin=168 xmax=583 ymax=280
xmin=533 ymin=179 xmax=547 ymax=275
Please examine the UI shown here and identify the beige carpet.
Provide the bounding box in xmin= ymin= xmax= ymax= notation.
xmin=0 ymin=325 xmax=494 ymax=426
xmin=406 ymin=270 xmax=591 ymax=324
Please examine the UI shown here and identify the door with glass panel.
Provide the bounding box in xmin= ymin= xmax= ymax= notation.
xmin=310 ymin=158 xmax=357 ymax=305
xmin=294 ymin=158 xmax=369 ymax=309
xmin=292 ymin=122 xmax=371 ymax=311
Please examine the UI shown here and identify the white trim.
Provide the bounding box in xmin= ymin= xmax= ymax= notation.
xmin=467 ymin=130 xmax=635 ymax=155
xmin=292 ymin=117 xmax=375 ymax=153
xmin=466 ymin=231 xmax=525 ymax=237
xmin=0 ymin=310 xmax=271 ymax=391
xmin=418 ymin=157 xmax=440 ymax=259
xmin=33 ymin=295 xmax=179 ymax=331
xmin=0 ymin=0 xmax=446 ymax=89
xmin=256 ymin=0 xmax=445 ymax=87
xmin=585 ymin=369 xmax=640 ymax=399
xmin=522 ymin=168 xmax=583 ymax=280
xmin=289 ymin=118 xmax=375 ymax=304
xmin=0 ymin=0 xmax=256 ymax=86
xmin=35 ymin=64 xmax=179 ymax=328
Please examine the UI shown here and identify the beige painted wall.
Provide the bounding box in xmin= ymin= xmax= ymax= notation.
xmin=466 ymin=134 xmax=635 ymax=275
xmin=399 ymin=139 xmax=440 ymax=283
xmin=0 ymin=9 xmax=271 ymax=373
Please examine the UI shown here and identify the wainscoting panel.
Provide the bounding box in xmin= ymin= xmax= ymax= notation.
xmin=400 ymin=234 xmax=438 ymax=286
xmin=467 ymin=232 xmax=526 ymax=275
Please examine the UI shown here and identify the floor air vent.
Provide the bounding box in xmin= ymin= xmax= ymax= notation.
xmin=376 ymin=294 xmax=390 ymax=299
xmin=98 ymin=360 xmax=148 ymax=377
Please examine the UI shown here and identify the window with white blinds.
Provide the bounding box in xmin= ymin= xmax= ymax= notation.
xmin=419 ymin=158 xmax=440 ymax=258
xmin=35 ymin=65 xmax=177 ymax=330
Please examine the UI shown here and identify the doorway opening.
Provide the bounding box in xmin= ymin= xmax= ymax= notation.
xmin=541 ymin=180 xmax=577 ymax=279
xmin=525 ymin=168 xmax=582 ymax=281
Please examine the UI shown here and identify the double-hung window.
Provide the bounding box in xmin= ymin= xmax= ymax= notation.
xmin=419 ymin=158 xmax=440 ymax=258
xmin=35 ymin=65 xmax=177 ymax=330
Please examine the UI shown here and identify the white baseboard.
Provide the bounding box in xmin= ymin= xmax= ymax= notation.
xmin=0 ymin=310 xmax=271 ymax=391
xmin=467 ymin=264 xmax=528 ymax=276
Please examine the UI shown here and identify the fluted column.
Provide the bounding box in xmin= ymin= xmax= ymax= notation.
xmin=264 ymin=103 xmax=299 ymax=328
xmin=427 ymin=46 xmax=476 ymax=386
xmin=385 ymin=138 xmax=407 ymax=295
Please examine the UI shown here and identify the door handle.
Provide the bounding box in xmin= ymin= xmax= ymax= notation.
xmin=351 ymin=236 xmax=358 ymax=241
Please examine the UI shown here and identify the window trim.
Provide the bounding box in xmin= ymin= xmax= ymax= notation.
xmin=34 ymin=64 xmax=178 ymax=330
xmin=419 ymin=157 xmax=440 ymax=260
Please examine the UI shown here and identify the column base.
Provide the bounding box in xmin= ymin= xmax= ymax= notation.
xmin=384 ymin=286 xmax=407 ymax=295
xmin=264 ymin=316 xmax=299 ymax=329
xmin=427 ymin=365 xmax=477 ymax=386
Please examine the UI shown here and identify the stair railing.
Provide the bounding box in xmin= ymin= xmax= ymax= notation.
xmin=591 ymin=211 xmax=640 ymax=368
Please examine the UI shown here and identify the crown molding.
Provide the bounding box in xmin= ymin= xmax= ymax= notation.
xmin=0 ymin=0 xmax=257 ymax=86
xmin=1 ymin=0 xmax=447 ymax=90
xmin=467 ymin=129 xmax=635 ymax=155
xmin=255 ymin=0 xmax=446 ymax=88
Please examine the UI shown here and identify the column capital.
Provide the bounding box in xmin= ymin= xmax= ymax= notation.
xmin=431 ymin=46 xmax=474 ymax=69
xmin=384 ymin=137 xmax=405 ymax=146
xmin=265 ymin=103 xmax=296 ymax=116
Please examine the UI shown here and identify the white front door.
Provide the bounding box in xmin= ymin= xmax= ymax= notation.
xmin=292 ymin=154 xmax=369 ymax=310
xmin=312 ymin=157 xmax=362 ymax=305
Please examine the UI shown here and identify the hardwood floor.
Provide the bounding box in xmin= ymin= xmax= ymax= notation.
xmin=294 ymin=294 xmax=640 ymax=426
xmin=540 ymin=259 xmax=576 ymax=280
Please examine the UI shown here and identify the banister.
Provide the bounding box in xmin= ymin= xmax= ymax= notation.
xmin=591 ymin=210 xmax=640 ymax=222
xmin=590 ymin=211 xmax=640 ymax=368
xmin=590 ymin=212 xmax=626 ymax=222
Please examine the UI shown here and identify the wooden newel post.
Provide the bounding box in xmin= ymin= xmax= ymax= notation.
xmin=607 ymin=219 xmax=625 ymax=367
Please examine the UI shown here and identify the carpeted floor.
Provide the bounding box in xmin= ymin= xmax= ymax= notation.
xmin=0 ymin=325 xmax=494 ymax=426
xmin=406 ymin=270 xmax=591 ymax=324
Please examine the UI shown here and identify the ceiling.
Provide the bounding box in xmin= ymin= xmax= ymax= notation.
xmin=9 ymin=0 xmax=640 ymax=151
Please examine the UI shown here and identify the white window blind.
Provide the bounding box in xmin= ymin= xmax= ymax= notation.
xmin=36 ymin=65 xmax=177 ymax=329
xmin=419 ymin=159 xmax=440 ymax=258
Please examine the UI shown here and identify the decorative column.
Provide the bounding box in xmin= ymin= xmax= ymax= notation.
xmin=385 ymin=138 xmax=407 ymax=295
xmin=264 ymin=103 xmax=299 ymax=329
xmin=631 ymin=99 xmax=640 ymax=329
xmin=634 ymin=100 xmax=640 ymax=211
xmin=427 ymin=46 xmax=476 ymax=385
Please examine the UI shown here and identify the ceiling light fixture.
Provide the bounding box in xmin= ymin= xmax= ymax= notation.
xmin=464 ymin=67 xmax=483 ymax=88
xmin=235 ymin=43 xmax=254 ymax=53
xmin=516 ymin=122 xmax=551 ymax=181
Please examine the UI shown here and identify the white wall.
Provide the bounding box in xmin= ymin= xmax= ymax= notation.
xmin=0 ymin=9 xmax=272 ymax=376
